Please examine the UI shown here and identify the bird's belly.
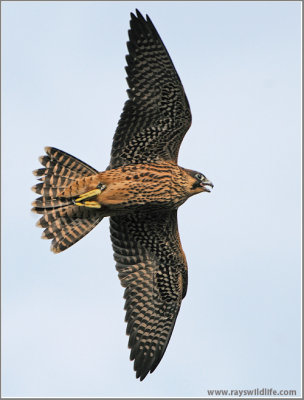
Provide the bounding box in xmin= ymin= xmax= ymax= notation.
xmin=97 ymin=166 xmax=187 ymax=211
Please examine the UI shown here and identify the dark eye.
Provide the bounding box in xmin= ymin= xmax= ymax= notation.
xmin=195 ymin=173 xmax=202 ymax=180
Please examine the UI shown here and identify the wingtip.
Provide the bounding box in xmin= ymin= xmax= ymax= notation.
xmin=134 ymin=367 xmax=149 ymax=381
xmin=135 ymin=9 xmax=142 ymax=18
xmin=139 ymin=372 xmax=149 ymax=381
xmin=146 ymin=14 xmax=152 ymax=24
xmin=130 ymin=9 xmax=147 ymax=23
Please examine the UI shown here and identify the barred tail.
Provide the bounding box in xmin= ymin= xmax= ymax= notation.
xmin=32 ymin=147 xmax=103 ymax=253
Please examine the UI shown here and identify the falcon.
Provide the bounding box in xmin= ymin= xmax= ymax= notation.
xmin=32 ymin=9 xmax=213 ymax=380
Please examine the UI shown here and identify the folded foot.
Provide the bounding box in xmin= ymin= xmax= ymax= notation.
xmin=74 ymin=184 xmax=106 ymax=209
xmin=74 ymin=200 xmax=101 ymax=209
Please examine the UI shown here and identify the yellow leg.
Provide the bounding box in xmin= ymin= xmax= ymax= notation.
xmin=75 ymin=200 xmax=101 ymax=209
xmin=75 ymin=188 xmax=102 ymax=202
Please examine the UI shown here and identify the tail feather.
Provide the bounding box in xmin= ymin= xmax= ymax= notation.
xmin=32 ymin=147 xmax=103 ymax=253
xmin=37 ymin=213 xmax=87 ymax=228
xmin=32 ymin=196 xmax=72 ymax=210
xmin=34 ymin=159 xmax=93 ymax=181
xmin=44 ymin=147 xmax=98 ymax=175
xmin=43 ymin=215 xmax=101 ymax=254
xmin=38 ymin=175 xmax=75 ymax=187
xmin=32 ymin=182 xmax=73 ymax=198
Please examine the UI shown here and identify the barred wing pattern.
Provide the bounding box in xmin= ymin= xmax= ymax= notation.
xmin=109 ymin=10 xmax=192 ymax=169
xmin=110 ymin=210 xmax=188 ymax=380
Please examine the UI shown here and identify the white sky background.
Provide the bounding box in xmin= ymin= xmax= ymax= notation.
xmin=2 ymin=1 xmax=301 ymax=397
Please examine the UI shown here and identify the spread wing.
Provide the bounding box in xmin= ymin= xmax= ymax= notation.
xmin=109 ymin=10 xmax=192 ymax=169
xmin=110 ymin=210 xmax=188 ymax=380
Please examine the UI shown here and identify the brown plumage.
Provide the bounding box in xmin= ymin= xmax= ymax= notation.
xmin=32 ymin=10 xmax=213 ymax=380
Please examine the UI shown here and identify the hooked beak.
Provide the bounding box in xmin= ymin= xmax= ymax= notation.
xmin=200 ymin=178 xmax=214 ymax=192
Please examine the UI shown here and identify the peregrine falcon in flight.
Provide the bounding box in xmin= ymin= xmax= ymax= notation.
xmin=32 ymin=9 xmax=213 ymax=380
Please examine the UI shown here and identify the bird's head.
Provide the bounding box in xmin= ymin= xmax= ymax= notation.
xmin=184 ymin=169 xmax=214 ymax=195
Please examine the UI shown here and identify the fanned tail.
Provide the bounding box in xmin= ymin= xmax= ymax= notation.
xmin=32 ymin=147 xmax=103 ymax=253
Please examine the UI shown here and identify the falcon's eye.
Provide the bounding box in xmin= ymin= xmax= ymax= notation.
xmin=195 ymin=173 xmax=203 ymax=181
